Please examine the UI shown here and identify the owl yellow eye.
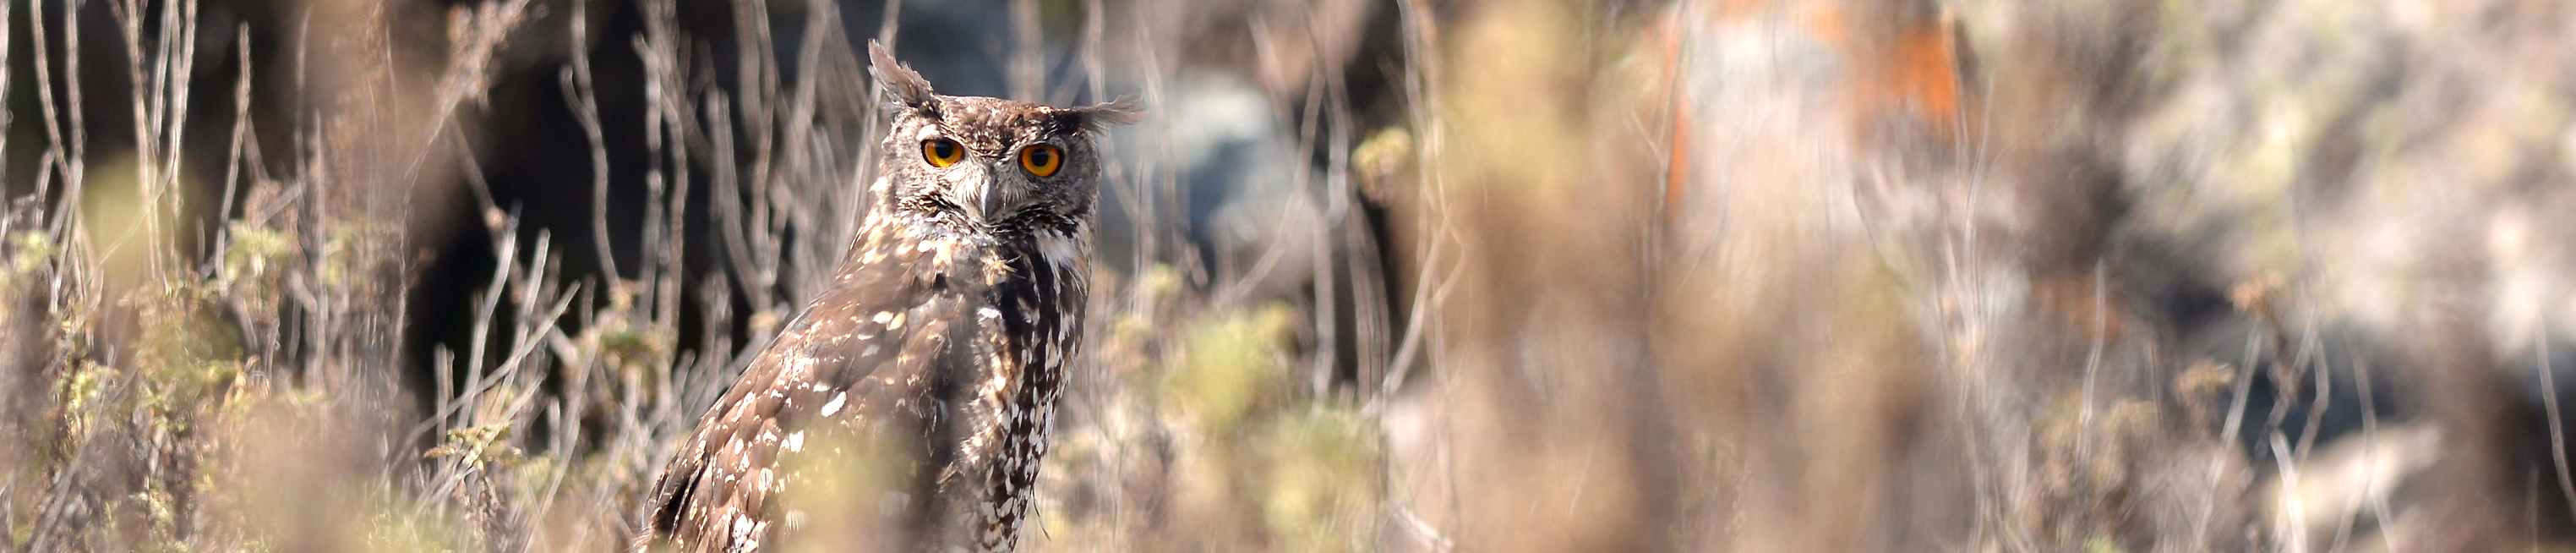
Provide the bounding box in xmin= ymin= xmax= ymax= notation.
xmin=922 ymin=138 xmax=964 ymax=167
xmin=1019 ymin=145 xmax=1063 ymax=178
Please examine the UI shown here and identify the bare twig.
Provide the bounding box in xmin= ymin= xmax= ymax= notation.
xmin=2539 ymin=323 xmax=2576 ymax=532
xmin=207 ymin=26 xmax=254 ymax=279
xmin=1010 ymin=0 xmax=1044 ymax=101
xmin=564 ymin=0 xmax=622 ymax=283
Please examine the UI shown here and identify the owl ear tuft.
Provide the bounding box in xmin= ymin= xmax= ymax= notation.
xmin=1060 ymin=96 xmax=1145 ymax=132
xmin=868 ymin=41 xmax=939 ymax=114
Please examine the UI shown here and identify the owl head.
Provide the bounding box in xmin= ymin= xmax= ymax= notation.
xmin=865 ymin=41 xmax=1142 ymax=241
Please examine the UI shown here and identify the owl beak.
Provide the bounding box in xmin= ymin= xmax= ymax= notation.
xmin=978 ymin=183 xmax=1002 ymax=224
xmin=952 ymin=167 xmax=1002 ymax=225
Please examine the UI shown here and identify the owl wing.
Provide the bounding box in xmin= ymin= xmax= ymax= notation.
xmin=637 ymin=238 xmax=969 ymax=553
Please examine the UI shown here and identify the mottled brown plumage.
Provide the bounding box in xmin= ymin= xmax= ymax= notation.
xmin=636 ymin=41 xmax=1140 ymax=553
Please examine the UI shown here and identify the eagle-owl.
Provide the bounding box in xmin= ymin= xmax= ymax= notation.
xmin=636 ymin=41 xmax=1140 ymax=553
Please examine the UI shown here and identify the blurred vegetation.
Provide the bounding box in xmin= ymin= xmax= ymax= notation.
xmin=6 ymin=0 xmax=2576 ymax=551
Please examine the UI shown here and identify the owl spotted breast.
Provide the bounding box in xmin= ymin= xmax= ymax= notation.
xmin=635 ymin=41 xmax=1141 ymax=553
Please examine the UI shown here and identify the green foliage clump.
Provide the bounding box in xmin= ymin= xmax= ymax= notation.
xmin=1162 ymin=303 xmax=1299 ymax=435
xmin=1256 ymin=408 xmax=1380 ymax=553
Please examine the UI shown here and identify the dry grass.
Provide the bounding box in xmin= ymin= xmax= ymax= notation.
xmin=8 ymin=0 xmax=2576 ymax=551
